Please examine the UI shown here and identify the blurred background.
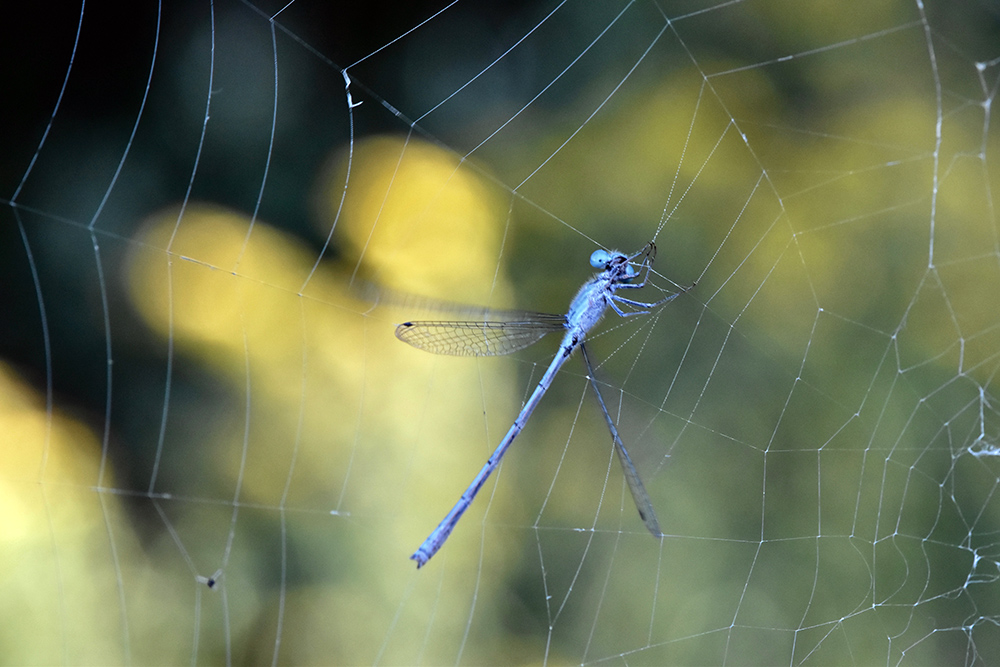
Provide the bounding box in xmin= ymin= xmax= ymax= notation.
xmin=3 ymin=0 xmax=1000 ymax=664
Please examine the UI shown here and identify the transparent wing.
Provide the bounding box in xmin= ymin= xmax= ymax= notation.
xmin=395 ymin=315 xmax=566 ymax=356
xmin=580 ymin=343 xmax=663 ymax=538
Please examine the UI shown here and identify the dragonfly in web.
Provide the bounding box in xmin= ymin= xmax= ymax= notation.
xmin=397 ymin=242 xmax=692 ymax=568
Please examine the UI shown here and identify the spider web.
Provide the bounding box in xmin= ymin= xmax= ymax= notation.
xmin=3 ymin=0 xmax=1000 ymax=664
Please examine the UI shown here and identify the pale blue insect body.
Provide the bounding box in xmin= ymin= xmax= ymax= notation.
xmin=564 ymin=248 xmax=643 ymax=344
xmin=398 ymin=242 xmax=691 ymax=568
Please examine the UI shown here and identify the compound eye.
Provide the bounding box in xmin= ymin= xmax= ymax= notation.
xmin=590 ymin=249 xmax=613 ymax=268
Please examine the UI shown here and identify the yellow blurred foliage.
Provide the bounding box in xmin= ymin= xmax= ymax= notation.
xmin=0 ymin=362 xmax=191 ymax=664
